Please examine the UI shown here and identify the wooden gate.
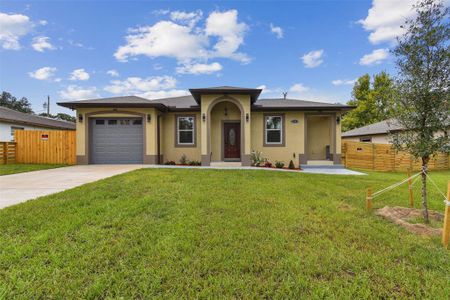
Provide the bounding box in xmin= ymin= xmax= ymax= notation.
xmin=14 ymin=130 xmax=76 ymax=165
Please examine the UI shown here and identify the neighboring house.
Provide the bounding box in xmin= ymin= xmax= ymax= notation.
xmin=58 ymin=86 xmax=353 ymax=166
xmin=0 ymin=106 xmax=76 ymax=141
xmin=342 ymin=118 xmax=450 ymax=143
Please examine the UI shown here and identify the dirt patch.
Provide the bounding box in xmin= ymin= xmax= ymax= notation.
xmin=376 ymin=206 xmax=443 ymax=237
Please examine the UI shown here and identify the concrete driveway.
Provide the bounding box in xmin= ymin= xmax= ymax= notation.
xmin=0 ymin=165 xmax=143 ymax=209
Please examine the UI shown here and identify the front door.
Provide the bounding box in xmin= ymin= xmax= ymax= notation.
xmin=224 ymin=122 xmax=240 ymax=160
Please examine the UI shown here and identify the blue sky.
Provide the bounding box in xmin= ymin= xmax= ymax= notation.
xmin=0 ymin=0 xmax=417 ymax=115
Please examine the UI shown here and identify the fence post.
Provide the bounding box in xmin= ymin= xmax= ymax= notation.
xmin=366 ymin=188 xmax=372 ymax=210
xmin=407 ymin=169 xmax=414 ymax=208
xmin=442 ymin=181 xmax=450 ymax=249
xmin=3 ymin=142 xmax=7 ymax=164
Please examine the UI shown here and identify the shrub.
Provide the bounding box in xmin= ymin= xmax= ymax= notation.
xmin=288 ymin=160 xmax=295 ymax=169
xmin=250 ymin=150 xmax=265 ymax=166
xmin=264 ymin=161 xmax=272 ymax=168
xmin=189 ymin=160 xmax=201 ymax=166
xmin=164 ymin=161 xmax=176 ymax=165
xmin=275 ymin=161 xmax=285 ymax=168
xmin=179 ymin=154 xmax=188 ymax=165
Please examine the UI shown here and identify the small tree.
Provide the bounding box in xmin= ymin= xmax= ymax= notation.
xmin=0 ymin=91 xmax=34 ymax=114
xmin=391 ymin=0 xmax=449 ymax=223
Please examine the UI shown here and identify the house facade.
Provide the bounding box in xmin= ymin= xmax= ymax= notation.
xmin=0 ymin=106 xmax=75 ymax=141
xmin=58 ymin=86 xmax=353 ymax=167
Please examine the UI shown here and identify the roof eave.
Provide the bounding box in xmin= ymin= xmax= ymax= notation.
xmin=57 ymin=102 xmax=168 ymax=112
xmin=0 ymin=117 xmax=75 ymax=130
xmin=251 ymin=105 xmax=355 ymax=112
xmin=189 ymin=88 xmax=262 ymax=104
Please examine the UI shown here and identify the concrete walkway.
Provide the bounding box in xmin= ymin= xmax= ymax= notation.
xmin=0 ymin=165 xmax=143 ymax=209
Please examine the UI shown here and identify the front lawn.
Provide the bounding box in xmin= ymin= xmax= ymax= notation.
xmin=0 ymin=169 xmax=449 ymax=298
xmin=0 ymin=163 xmax=66 ymax=175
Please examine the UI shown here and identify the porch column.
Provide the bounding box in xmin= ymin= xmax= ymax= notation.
xmin=299 ymin=113 xmax=308 ymax=165
xmin=200 ymin=98 xmax=210 ymax=166
xmin=241 ymin=99 xmax=252 ymax=166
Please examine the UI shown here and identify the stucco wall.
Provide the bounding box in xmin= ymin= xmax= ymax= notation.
xmin=251 ymin=111 xmax=305 ymax=167
xmin=0 ymin=122 xmax=60 ymax=142
xmin=306 ymin=115 xmax=332 ymax=160
xmin=160 ymin=112 xmax=201 ymax=163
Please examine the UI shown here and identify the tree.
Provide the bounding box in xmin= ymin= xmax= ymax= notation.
xmin=391 ymin=0 xmax=449 ymax=223
xmin=39 ymin=112 xmax=76 ymax=123
xmin=341 ymin=72 xmax=395 ymax=132
xmin=0 ymin=91 xmax=34 ymax=114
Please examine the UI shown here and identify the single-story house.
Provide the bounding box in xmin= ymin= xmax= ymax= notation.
xmin=58 ymin=86 xmax=353 ymax=167
xmin=342 ymin=118 xmax=450 ymax=144
xmin=0 ymin=106 xmax=76 ymax=141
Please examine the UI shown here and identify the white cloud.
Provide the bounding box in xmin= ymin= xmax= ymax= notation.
xmin=69 ymin=68 xmax=90 ymax=81
xmin=359 ymin=48 xmax=389 ymax=65
xmin=301 ymin=49 xmax=324 ymax=68
xmin=0 ymin=12 xmax=34 ymax=50
xmin=31 ymin=36 xmax=55 ymax=52
xmin=170 ymin=10 xmax=202 ymax=27
xmin=359 ymin=0 xmax=418 ymax=44
xmin=59 ymin=85 xmax=99 ymax=100
xmin=139 ymin=89 xmax=189 ymax=100
xmin=114 ymin=9 xmax=250 ymax=72
xmin=176 ymin=62 xmax=222 ymax=74
xmin=107 ymin=69 xmax=119 ymax=77
xmin=289 ymin=83 xmax=310 ymax=94
xmin=28 ymin=67 xmax=57 ymax=80
xmin=205 ymin=10 xmax=249 ymax=62
xmin=104 ymin=76 xmax=177 ymax=94
xmin=332 ymin=79 xmax=357 ymax=86
xmin=270 ymin=23 xmax=283 ymax=39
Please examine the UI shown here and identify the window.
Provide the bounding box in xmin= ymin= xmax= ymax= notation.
xmin=108 ymin=120 xmax=117 ymax=125
xmin=95 ymin=120 xmax=105 ymax=125
xmin=360 ymin=137 xmax=372 ymax=143
xmin=10 ymin=126 xmax=24 ymax=139
xmin=133 ymin=119 xmax=142 ymax=125
xmin=119 ymin=120 xmax=130 ymax=125
xmin=177 ymin=116 xmax=195 ymax=146
xmin=265 ymin=115 xmax=283 ymax=145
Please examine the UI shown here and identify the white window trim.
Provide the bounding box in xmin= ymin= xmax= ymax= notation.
xmin=265 ymin=115 xmax=283 ymax=145
xmin=177 ymin=116 xmax=195 ymax=145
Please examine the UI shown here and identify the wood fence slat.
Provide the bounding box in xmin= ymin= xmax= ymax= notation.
xmin=11 ymin=130 xmax=76 ymax=165
xmin=342 ymin=141 xmax=449 ymax=171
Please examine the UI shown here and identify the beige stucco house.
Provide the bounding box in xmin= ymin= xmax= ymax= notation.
xmin=58 ymin=86 xmax=352 ymax=167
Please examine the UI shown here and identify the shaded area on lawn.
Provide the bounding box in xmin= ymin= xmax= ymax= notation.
xmin=0 ymin=164 xmax=66 ymax=176
xmin=0 ymin=169 xmax=449 ymax=298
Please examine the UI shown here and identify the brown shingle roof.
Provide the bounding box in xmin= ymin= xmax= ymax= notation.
xmin=0 ymin=106 xmax=75 ymax=130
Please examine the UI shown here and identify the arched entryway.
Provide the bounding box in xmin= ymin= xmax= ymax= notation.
xmin=207 ymin=97 xmax=245 ymax=163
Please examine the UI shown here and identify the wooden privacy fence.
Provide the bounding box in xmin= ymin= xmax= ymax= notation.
xmin=0 ymin=142 xmax=16 ymax=164
xmin=342 ymin=141 xmax=449 ymax=171
xmin=14 ymin=130 xmax=76 ymax=165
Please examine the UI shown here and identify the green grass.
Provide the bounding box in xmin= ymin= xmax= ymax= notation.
xmin=0 ymin=163 xmax=66 ymax=175
xmin=0 ymin=169 xmax=449 ymax=298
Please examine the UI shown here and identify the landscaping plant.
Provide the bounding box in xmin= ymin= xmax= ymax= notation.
xmin=288 ymin=160 xmax=295 ymax=169
xmin=391 ymin=0 xmax=450 ymax=223
xmin=179 ymin=154 xmax=189 ymax=165
xmin=275 ymin=161 xmax=285 ymax=168
xmin=250 ymin=150 xmax=265 ymax=166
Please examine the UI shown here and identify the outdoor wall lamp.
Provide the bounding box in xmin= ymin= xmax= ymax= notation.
xmin=224 ymin=106 xmax=228 ymax=116
xmin=202 ymin=113 xmax=206 ymax=122
xmin=78 ymin=113 xmax=83 ymax=123
xmin=246 ymin=113 xmax=249 ymax=122
xmin=336 ymin=116 xmax=341 ymax=124
xmin=147 ymin=114 xmax=152 ymax=123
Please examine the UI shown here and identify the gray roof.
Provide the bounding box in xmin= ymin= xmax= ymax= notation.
xmin=58 ymin=91 xmax=353 ymax=112
xmin=253 ymin=98 xmax=352 ymax=110
xmin=189 ymin=86 xmax=262 ymax=103
xmin=342 ymin=119 xmax=403 ymax=137
xmin=0 ymin=106 xmax=75 ymax=130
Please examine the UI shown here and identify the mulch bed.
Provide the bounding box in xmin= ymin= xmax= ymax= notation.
xmin=376 ymin=206 xmax=443 ymax=237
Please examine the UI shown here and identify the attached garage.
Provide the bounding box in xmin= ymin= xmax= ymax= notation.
xmin=90 ymin=118 xmax=143 ymax=164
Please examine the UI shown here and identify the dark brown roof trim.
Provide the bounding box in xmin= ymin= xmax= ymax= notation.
xmin=57 ymin=102 xmax=168 ymax=112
